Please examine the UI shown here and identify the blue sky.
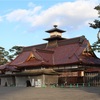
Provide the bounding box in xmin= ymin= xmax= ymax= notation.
xmin=0 ymin=0 xmax=100 ymax=57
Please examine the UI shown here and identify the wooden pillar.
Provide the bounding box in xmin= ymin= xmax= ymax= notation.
xmin=42 ymin=74 xmax=45 ymax=86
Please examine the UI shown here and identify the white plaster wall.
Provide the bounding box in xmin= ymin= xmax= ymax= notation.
xmin=1 ymin=77 xmax=7 ymax=86
xmin=7 ymin=77 xmax=14 ymax=86
xmin=1 ymin=77 xmax=15 ymax=86
xmin=29 ymin=76 xmax=43 ymax=87
xmin=45 ymin=75 xmax=58 ymax=85
xmin=15 ymin=76 xmax=28 ymax=87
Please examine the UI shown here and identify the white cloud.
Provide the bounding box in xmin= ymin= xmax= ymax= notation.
xmin=6 ymin=9 xmax=28 ymax=22
xmin=0 ymin=16 xmax=3 ymax=22
xmin=6 ymin=6 xmax=41 ymax=23
xmin=4 ymin=0 xmax=99 ymax=31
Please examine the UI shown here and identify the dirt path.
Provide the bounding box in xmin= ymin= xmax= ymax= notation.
xmin=0 ymin=87 xmax=100 ymax=100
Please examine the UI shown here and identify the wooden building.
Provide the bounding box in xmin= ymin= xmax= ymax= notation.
xmin=0 ymin=25 xmax=100 ymax=87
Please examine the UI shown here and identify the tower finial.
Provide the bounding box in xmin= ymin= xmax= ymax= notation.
xmin=53 ymin=25 xmax=58 ymax=28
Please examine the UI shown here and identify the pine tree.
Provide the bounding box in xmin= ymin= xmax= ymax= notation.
xmin=89 ymin=4 xmax=100 ymax=52
xmin=8 ymin=46 xmax=23 ymax=61
xmin=0 ymin=47 xmax=9 ymax=65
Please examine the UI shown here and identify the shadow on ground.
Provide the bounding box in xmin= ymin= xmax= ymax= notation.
xmin=77 ymin=86 xmax=100 ymax=95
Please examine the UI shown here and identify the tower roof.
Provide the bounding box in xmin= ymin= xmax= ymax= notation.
xmin=43 ymin=36 xmax=66 ymax=41
xmin=45 ymin=25 xmax=66 ymax=33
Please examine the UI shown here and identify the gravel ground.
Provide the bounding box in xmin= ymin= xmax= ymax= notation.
xmin=0 ymin=86 xmax=100 ymax=100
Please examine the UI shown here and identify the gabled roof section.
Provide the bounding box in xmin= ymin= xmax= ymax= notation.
xmin=52 ymin=39 xmax=85 ymax=65
xmin=17 ymin=58 xmax=43 ymax=68
xmin=9 ymin=51 xmax=32 ymax=66
xmin=36 ymin=49 xmax=54 ymax=65
xmin=79 ymin=55 xmax=100 ymax=66
xmin=10 ymin=48 xmax=54 ymax=68
xmin=17 ymin=49 xmax=54 ymax=68
xmin=82 ymin=42 xmax=96 ymax=57
xmin=9 ymin=35 xmax=100 ymax=68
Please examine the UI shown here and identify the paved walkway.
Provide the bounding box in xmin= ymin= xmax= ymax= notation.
xmin=0 ymin=86 xmax=100 ymax=100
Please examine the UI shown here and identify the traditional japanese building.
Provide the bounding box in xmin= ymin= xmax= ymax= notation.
xmin=0 ymin=25 xmax=100 ymax=87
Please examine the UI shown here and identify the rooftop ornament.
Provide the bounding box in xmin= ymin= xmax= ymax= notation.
xmin=53 ymin=25 xmax=58 ymax=28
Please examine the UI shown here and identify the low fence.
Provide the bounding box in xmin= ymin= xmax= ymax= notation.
xmin=48 ymin=82 xmax=100 ymax=88
xmin=59 ymin=82 xmax=100 ymax=88
xmin=85 ymin=72 xmax=100 ymax=87
xmin=58 ymin=72 xmax=100 ymax=87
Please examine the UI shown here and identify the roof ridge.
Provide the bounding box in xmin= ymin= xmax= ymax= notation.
xmin=58 ymin=35 xmax=86 ymax=46
xmin=23 ymin=43 xmax=47 ymax=51
xmin=36 ymin=48 xmax=54 ymax=53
